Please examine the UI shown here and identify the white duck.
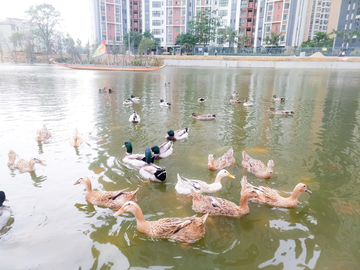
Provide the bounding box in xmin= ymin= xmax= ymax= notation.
xmin=159 ymin=99 xmax=171 ymax=107
xmin=151 ymin=141 xmax=173 ymax=159
xmin=122 ymin=141 xmax=150 ymax=168
xmin=0 ymin=191 xmax=12 ymax=230
xmin=129 ymin=111 xmax=141 ymax=123
xmin=243 ymin=99 xmax=254 ymax=106
xmin=175 ymin=169 xmax=235 ymax=195
xmin=139 ymin=148 xmax=167 ymax=182
xmin=165 ymin=128 xmax=189 ymax=141
xmin=131 ymin=95 xmax=142 ymax=103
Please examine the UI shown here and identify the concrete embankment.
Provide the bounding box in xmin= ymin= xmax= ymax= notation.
xmin=164 ymin=58 xmax=360 ymax=69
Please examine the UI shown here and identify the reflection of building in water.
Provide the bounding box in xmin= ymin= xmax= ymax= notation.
xmin=258 ymin=219 xmax=320 ymax=269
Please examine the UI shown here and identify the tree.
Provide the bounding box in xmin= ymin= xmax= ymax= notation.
xmin=301 ymin=32 xmax=334 ymax=47
xmin=264 ymin=31 xmax=281 ymax=47
xmin=26 ymin=3 xmax=61 ymax=62
xmin=332 ymin=29 xmax=360 ymax=47
xmin=236 ymin=33 xmax=251 ymax=47
xmin=175 ymin=33 xmax=198 ymax=53
xmin=224 ymin=27 xmax=237 ymax=48
xmin=123 ymin=31 xmax=143 ymax=49
xmin=189 ymin=9 xmax=222 ymax=47
xmin=143 ymin=29 xmax=154 ymax=39
xmin=138 ymin=38 xmax=157 ymax=55
xmin=9 ymin=32 xmax=24 ymax=51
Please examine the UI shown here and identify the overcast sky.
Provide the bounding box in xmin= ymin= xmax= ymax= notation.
xmin=0 ymin=0 xmax=91 ymax=44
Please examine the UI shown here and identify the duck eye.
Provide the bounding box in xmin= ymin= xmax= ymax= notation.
xmin=303 ymin=185 xmax=306 ymax=187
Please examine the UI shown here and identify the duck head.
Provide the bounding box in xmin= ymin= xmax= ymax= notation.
xmin=31 ymin=157 xmax=46 ymax=167
xmin=114 ymin=201 xmax=138 ymax=216
xmin=74 ymin=176 xmax=89 ymax=185
xmin=0 ymin=191 xmax=6 ymax=207
xmin=167 ymin=130 xmax=175 ymax=137
xmin=218 ymin=169 xmax=235 ymax=179
xmin=269 ymin=107 xmax=276 ymax=112
xmin=131 ymin=95 xmax=135 ymax=98
xmin=123 ymin=141 xmax=133 ymax=154
xmin=160 ymin=99 xmax=164 ymax=103
xmin=144 ymin=148 xmax=152 ymax=164
xmin=295 ymin=183 xmax=312 ymax=194
xmin=273 ymin=95 xmax=277 ymax=98
xmin=151 ymin=146 xmax=160 ymax=155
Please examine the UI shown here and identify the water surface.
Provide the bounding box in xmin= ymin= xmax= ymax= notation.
xmin=1 ymin=64 xmax=360 ymax=269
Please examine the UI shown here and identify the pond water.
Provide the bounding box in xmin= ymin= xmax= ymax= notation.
xmin=1 ymin=64 xmax=360 ymax=269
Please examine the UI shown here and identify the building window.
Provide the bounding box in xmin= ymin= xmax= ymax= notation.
xmin=280 ymin=35 xmax=284 ymax=41
xmin=116 ymin=36 xmax=120 ymax=41
xmin=116 ymin=8 xmax=120 ymax=13
xmin=278 ymin=4 xmax=280 ymax=9
xmin=152 ymin=1 xmax=161 ymax=7
xmin=241 ymin=0 xmax=246 ymax=7
xmin=152 ymin=20 xmax=161 ymax=25
xmin=277 ymin=15 xmax=279 ymax=20
xmin=181 ymin=19 xmax=185 ymax=24
xmin=218 ymin=10 xmax=228 ymax=16
xmin=281 ymin=25 xmax=286 ymax=31
xmin=108 ymin=16 xmax=111 ymax=21
xmin=102 ymin=16 xmax=105 ymax=21
xmin=152 ymin=29 xmax=161 ymax=35
xmin=102 ymin=35 xmax=106 ymax=40
xmin=153 ymin=11 xmax=161 ymax=17
xmin=267 ymin=16 xmax=271 ymax=22
xmin=350 ymin=23 xmax=352 ymax=29
xmin=284 ymin=3 xmax=289 ymax=9
xmin=116 ymin=18 xmax=120 ymax=22
xmin=268 ymin=5 xmax=273 ymax=11
xmin=283 ymin=14 xmax=288 ymax=20
xmin=168 ymin=0 xmax=173 ymax=5
xmin=101 ymin=6 xmax=105 ymax=11
xmin=266 ymin=25 xmax=270 ymax=32
xmin=219 ymin=0 xmax=228 ymax=7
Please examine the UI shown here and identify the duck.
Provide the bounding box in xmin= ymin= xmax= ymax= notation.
xmin=129 ymin=111 xmax=140 ymax=123
xmin=269 ymin=107 xmax=294 ymax=115
xmin=175 ymin=169 xmax=235 ymax=195
xmin=230 ymin=97 xmax=241 ymax=104
xmin=273 ymin=95 xmax=285 ymax=102
xmin=190 ymin=185 xmax=258 ymax=217
xmin=241 ymin=176 xmax=311 ymax=208
xmin=242 ymin=150 xmax=274 ymax=179
xmin=139 ymin=149 xmax=167 ymax=182
xmin=35 ymin=124 xmax=51 ymax=142
xmin=232 ymin=91 xmax=239 ymax=99
xmin=0 ymin=191 xmax=12 ymax=230
xmin=151 ymin=141 xmax=173 ymax=159
xmin=70 ymin=128 xmax=83 ymax=147
xmin=7 ymin=150 xmax=46 ymax=172
xmin=159 ymin=99 xmax=171 ymax=107
xmin=74 ymin=176 xmax=139 ymax=209
xmin=198 ymin=97 xmax=206 ymax=103
xmin=113 ymin=201 xmax=208 ymax=243
xmin=123 ymin=98 xmax=133 ymax=105
xmin=208 ymin=147 xmax=235 ymax=171
xmin=243 ymin=99 xmax=254 ymax=106
xmin=166 ymin=128 xmax=189 ymax=141
xmin=191 ymin=113 xmax=216 ymax=120
xmin=131 ymin=95 xmax=142 ymax=102
xmin=122 ymin=141 xmax=151 ymax=168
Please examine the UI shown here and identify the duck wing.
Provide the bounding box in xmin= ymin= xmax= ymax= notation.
xmin=209 ymin=148 xmax=235 ymax=170
xmin=151 ymin=216 xmax=193 ymax=238
xmin=158 ymin=141 xmax=173 ymax=158
xmin=174 ymin=128 xmax=189 ymax=139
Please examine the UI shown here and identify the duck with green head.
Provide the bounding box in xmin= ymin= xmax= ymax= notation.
xmin=123 ymin=141 xmax=148 ymax=168
xmin=151 ymin=141 xmax=173 ymax=159
xmin=0 ymin=191 xmax=12 ymax=230
xmin=159 ymin=99 xmax=171 ymax=107
xmin=139 ymin=148 xmax=167 ymax=182
xmin=129 ymin=111 xmax=141 ymax=123
xmin=131 ymin=95 xmax=142 ymax=102
xmin=165 ymin=128 xmax=189 ymax=141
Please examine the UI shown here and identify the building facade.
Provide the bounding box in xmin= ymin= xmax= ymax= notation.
xmin=0 ymin=18 xmax=31 ymax=51
xmin=89 ymin=0 xmax=124 ymax=47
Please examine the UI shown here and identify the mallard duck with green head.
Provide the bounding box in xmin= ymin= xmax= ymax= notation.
xmin=139 ymin=148 xmax=167 ymax=182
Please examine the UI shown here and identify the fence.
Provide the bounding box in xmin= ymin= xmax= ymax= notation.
xmin=191 ymin=46 xmax=360 ymax=57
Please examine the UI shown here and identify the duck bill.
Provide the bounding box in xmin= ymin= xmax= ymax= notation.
xmin=39 ymin=160 xmax=47 ymax=166
xmin=268 ymin=167 xmax=273 ymax=173
xmin=227 ymin=173 xmax=235 ymax=179
xmin=113 ymin=208 xmax=126 ymax=216
xmin=305 ymin=189 xmax=312 ymax=194
xmin=73 ymin=179 xmax=80 ymax=185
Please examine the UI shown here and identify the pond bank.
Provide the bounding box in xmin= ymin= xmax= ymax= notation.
xmin=162 ymin=55 xmax=360 ymax=69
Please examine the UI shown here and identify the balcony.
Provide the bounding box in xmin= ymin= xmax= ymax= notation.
xmin=248 ymin=2 xmax=254 ymax=8
xmin=247 ymin=13 xmax=253 ymax=18
xmin=247 ymin=22 xmax=252 ymax=27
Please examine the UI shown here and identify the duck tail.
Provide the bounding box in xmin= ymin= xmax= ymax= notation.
xmin=155 ymin=169 xmax=167 ymax=182
xmin=200 ymin=212 xmax=209 ymax=224
xmin=241 ymin=176 xmax=250 ymax=192
xmin=242 ymin=150 xmax=250 ymax=161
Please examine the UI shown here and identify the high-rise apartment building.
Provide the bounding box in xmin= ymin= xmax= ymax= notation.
xmin=89 ymin=0 xmax=124 ymax=47
xmin=130 ymin=0 xmax=142 ymax=32
xmin=256 ymin=0 xmax=308 ymax=47
xmin=303 ymin=0 xmax=341 ymax=42
xmin=334 ymin=0 xmax=360 ymax=47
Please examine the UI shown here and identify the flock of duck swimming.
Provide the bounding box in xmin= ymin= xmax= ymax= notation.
xmin=0 ymin=91 xmax=304 ymax=243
